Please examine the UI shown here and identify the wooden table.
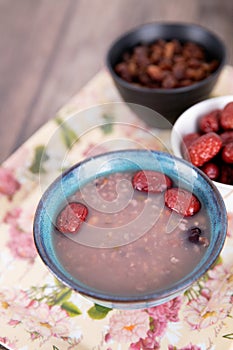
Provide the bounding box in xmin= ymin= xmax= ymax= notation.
xmin=0 ymin=0 xmax=232 ymax=164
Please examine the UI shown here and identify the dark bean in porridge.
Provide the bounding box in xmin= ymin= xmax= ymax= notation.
xmin=53 ymin=171 xmax=210 ymax=297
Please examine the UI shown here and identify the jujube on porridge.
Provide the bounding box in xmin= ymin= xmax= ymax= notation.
xmin=53 ymin=170 xmax=210 ymax=297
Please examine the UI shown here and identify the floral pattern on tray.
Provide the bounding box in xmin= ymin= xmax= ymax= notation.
xmin=1 ymin=66 xmax=233 ymax=350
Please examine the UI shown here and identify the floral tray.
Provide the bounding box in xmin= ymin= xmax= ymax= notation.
xmin=1 ymin=66 xmax=233 ymax=350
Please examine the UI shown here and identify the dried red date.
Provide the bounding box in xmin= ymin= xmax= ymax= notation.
xmin=164 ymin=188 xmax=201 ymax=217
xmin=198 ymin=110 xmax=220 ymax=133
xmin=220 ymin=131 xmax=233 ymax=145
xmin=201 ymin=162 xmax=220 ymax=180
xmin=132 ymin=170 xmax=172 ymax=193
xmin=188 ymin=132 xmax=222 ymax=167
xmin=222 ymin=142 xmax=233 ymax=164
xmin=220 ymin=102 xmax=233 ymax=130
xmin=181 ymin=101 xmax=233 ymax=184
xmin=56 ymin=202 xmax=88 ymax=234
xmin=181 ymin=132 xmax=200 ymax=160
xmin=219 ymin=164 xmax=233 ymax=185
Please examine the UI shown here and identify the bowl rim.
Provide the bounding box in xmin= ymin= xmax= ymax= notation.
xmin=171 ymin=94 xmax=233 ymax=190
xmin=33 ymin=149 xmax=227 ymax=306
xmin=106 ymin=21 xmax=227 ymax=94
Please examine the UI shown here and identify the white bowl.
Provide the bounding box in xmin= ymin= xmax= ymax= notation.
xmin=171 ymin=95 xmax=233 ymax=211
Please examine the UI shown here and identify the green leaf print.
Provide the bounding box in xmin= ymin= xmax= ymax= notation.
xmin=87 ymin=303 xmax=112 ymax=319
xmin=29 ymin=145 xmax=49 ymax=174
xmin=55 ymin=116 xmax=79 ymax=149
xmin=100 ymin=113 xmax=114 ymax=134
xmin=61 ymin=301 xmax=82 ymax=316
xmin=53 ymin=346 xmax=60 ymax=350
xmin=223 ymin=333 xmax=233 ymax=339
xmin=211 ymin=255 xmax=223 ymax=269
xmin=53 ymin=288 xmax=72 ymax=305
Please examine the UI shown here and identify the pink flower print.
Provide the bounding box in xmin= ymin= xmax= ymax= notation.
xmin=108 ymin=310 xmax=149 ymax=343
xmin=0 ymin=167 xmax=21 ymax=198
xmin=3 ymin=207 xmax=21 ymax=225
xmin=0 ymin=288 xmax=32 ymax=322
xmin=4 ymin=144 xmax=31 ymax=171
xmin=23 ymin=303 xmax=80 ymax=342
xmin=4 ymin=206 xmax=37 ymax=262
xmin=184 ymin=294 xmax=218 ymax=330
xmin=168 ymin=344 xmax=201 ymax=350
xmin=206 ymin=264 xmax=233 ymax=304
xmin=184 ymin=265 xmax=233 ymax=330
xmin=7 ymin=225 xmax=37 ymax=261
xmin=0 ymin=336 xmax=17 ymax=349
xmin=147 ymin=297 xmax=182 ymax=324
xmin=17 ymin=200 xmax=37 ymax=233
xmin=0 ymin=288 xmax=82 ymax=346
xmin=227 ymin=212 xmax=233 ymax=237
xmin=130 ymin=330 xmax=160 ymax=350
xmin=128 ymin=298 xmax=182 ymax=350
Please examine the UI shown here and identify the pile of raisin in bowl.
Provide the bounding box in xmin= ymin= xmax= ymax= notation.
xmin=182 ymin=101 xmax=233 ymax=185
xmin=114 ymin=39 xmax=219 ymax=89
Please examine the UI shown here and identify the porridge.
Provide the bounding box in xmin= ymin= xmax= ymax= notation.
xmin=53 ymin=170 xmax=210 ymax=297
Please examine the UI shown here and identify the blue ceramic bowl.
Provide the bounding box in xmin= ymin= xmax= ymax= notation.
xmin=33 ymin=150 xmax=227 ymax=309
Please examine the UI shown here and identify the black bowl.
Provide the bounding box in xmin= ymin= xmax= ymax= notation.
xmin=106 ymin=22 xmax=226 ymax=127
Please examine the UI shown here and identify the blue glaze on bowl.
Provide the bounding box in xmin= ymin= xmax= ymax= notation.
xmin=33 ymin=150 xmax=227 ymax=309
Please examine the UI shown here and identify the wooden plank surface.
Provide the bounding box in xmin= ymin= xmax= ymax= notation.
xmin=0 ymin=0 xmax=232 ymax=164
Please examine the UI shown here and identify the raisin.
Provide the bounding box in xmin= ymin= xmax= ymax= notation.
xmin=164 ymin=41 xmax=176 ymax=59
xmin=115 ymin=62 xmax=132 ymax=82
xmin=187 ymin=227 xmax=202 ymax=243
xmin=132 ymin=170 xmax=172 ymax=193
xmin=185 ymin=67 xmax=205 ymax=81
xmin=164 ymin=188 xmax=201 ymax=217
xmin=172 ymin=62 xmax=186 ymax=80
xmin=187 ymin=227 xmax=209 ymax=246
xmin=187 ymin=58 xmax=202 ymax=69
xmin=147 ymin=65 xmax=164 ymax=81
xmin=162 ymin=74 xmax=177 ymax=89
xmin=178 ymin=79 xmax=193 ymax=87
xmin=113 ymin=39 xmax=219 ymax=89
xmin=56 ymin=202 xmax=88 ymax=234
xmin=183 ymin=42 xmax=205 ymax=60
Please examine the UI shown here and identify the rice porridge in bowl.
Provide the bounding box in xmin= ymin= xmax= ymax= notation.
xmin=33 ymin=150 xmax=227 ymax=309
